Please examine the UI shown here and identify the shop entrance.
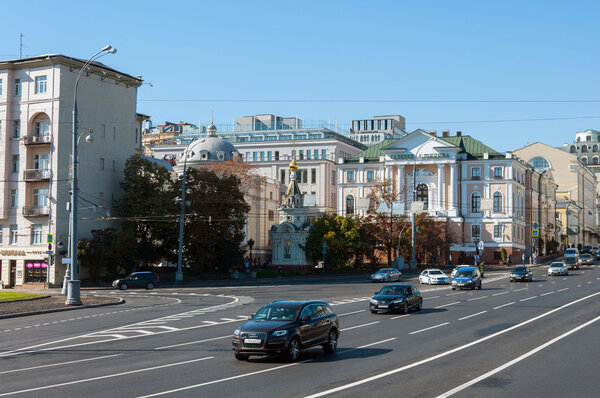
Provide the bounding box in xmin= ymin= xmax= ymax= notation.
xmin=10 ymin=260 xmax=16 ymax=288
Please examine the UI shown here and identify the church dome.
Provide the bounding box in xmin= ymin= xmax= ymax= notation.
xmin=181 ymin=135 xmax=240 ymax=163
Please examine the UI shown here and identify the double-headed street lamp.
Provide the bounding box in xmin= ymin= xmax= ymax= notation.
xmin=65 ymin=45 xmax=117 ymax=305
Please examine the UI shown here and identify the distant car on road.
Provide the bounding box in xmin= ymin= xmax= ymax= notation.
xmin=510 ymin=266 xmax=533 ymax=283
xmin=579 ymin=253 xmax=594 ymax=265
xmin=451 ymin=267 xmax=482 ymax=290
xmin=450 ymin=265 xmax=471 ymax=279
xmin=419 ymin=268 xmax=450 ymax=285
xmin=370 ymin=268 xmax=402 ymax=282
xmin=581 ymin=245 xmax=593 ymax=254
xmin=112 ymin=271 xmax=159 ymax=290
xmin=370 ymin=284 xmax=422 ymax=314
xmin=548 ymin=262 xmax=568 ymax=276
xmin=563 ymin=256 xmax=580 ymax=270
xmin=232 ymin=300 xmax=339 ymax=362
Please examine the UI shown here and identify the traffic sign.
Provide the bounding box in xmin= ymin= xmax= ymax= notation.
xmin=532 ymin=228 xmax=539 ymax=238
xmin=478 ymin=240 xmax=484 ymax=250
xmin=47 ymin=234 xmax=53 ymax=243
xmin=62 ymin=257 xmax=71 ymax=264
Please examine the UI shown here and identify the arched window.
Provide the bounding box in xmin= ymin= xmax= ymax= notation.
xmin=582 ymin=157 xmax=588 ymax=165
xmin=570 ymin=145 xmax=576 ymax=153
xmin=581 ymin=145 xmax=588 ymax=153
xmin=593 ymin=157 xmax=599 ymax=165
xmin=471 ymin=192 xmax=481 ymax=213
xmin=593 ymin=145 xmax=599 ymax=152
xmin=31 ymin=113 xmax=50 ymax=138
xmin=345 ymin=195 xmax=355 ymax=215
xmin=493 ymin=192 xmax=503 ymax=213
xmin=416 ymin=183 xmax=428 ymax=210
xmin=529 ymin=156 xmax=550 ymax=170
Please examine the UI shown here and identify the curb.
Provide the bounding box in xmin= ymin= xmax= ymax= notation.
xmin=0 ymin=296 xmax=126 ymax=320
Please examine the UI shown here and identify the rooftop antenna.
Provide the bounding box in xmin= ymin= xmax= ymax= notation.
xmin=19 ymin=33 xmax=30 ymax=58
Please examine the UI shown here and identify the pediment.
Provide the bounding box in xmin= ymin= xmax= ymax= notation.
xmin=382 ymin=129 xmax=459 ymax=161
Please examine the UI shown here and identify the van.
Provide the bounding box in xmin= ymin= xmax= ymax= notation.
xmin=451 ymin=267 xmax=482 ymax=290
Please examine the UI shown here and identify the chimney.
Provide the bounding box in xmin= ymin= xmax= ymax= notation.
xmin=442 ymin=129 xmax=449 ymax=137
xmin=456 ymin=131 xmax=462 ymax=137
xmin=429 ymin=130 xmax=437 ymax=136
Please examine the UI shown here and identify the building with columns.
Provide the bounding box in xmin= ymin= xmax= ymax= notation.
xmin=337 ymin=129 xmax=557 ymax=264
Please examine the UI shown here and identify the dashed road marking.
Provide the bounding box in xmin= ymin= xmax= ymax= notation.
xmin=493 ymin=302 xmax=515 ymax=310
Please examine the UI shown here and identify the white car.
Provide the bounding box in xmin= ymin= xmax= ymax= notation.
xmin=548 ymin=262 xmax=568 ymax=276
xmin=419 ymin=268 xmax=450 ymax=285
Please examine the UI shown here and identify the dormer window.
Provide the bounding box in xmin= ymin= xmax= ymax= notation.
xmin=216 ymin=151 xmax=225 ymax=161
xmin=200 ymin=150 xmax=209 ymax=160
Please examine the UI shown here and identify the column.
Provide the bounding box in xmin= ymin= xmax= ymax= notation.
xmin=449 ymin=164 xmax=457 ymax=216
xmin=398 ymin=165 xmax=404 ymax=209
xmin=437 ymin=164 xmax=444 ymax=212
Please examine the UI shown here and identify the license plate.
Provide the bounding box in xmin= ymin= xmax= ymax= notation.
xmin=379 ymin=305 xmax=388 ymax=308
xmin=244 ymin=338 xmax=262 ymax=344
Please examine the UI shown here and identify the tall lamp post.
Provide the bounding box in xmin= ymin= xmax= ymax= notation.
xmin=176 ymin=153 xmax=189 ymax=282
xmin=66 ymin=46 xmax=117 ymax=305
xmin=247 ymin=239 xmax=255 ymax=268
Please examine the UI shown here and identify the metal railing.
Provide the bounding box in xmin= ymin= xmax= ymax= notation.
xmin=23 ymin=169 xmax=51 ymax=181
xmin=23 ymin=135 xmax=51 ymax=145
xmin=22 ymin=206 xmax=50 ymax=216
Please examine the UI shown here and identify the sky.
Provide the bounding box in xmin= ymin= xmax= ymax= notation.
xmin=2 ymin=0 xmax=599 ymax=152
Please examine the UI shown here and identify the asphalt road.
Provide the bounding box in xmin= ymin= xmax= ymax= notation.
xmin=0 ymin=264 xmax=598 ymax=398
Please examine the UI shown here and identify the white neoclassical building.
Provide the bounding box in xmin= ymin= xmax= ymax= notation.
xmin=0 ymin=55 xmax=142 ymax=288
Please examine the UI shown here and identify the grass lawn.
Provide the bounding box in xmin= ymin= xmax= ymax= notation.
xmin=0 ymin=292 xmax=43 ymax=302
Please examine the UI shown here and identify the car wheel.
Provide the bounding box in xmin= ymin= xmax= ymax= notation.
xmin=323 ymin=330 xmax=338 ymax=354
xmin=146 ymin=282 xmax=154 ymax=290
xmin=416 ymin=299 xmax=422 ymax=311
xmin=234 ymin=352 xmax=249 ymax=361
xmin=403 ymin=301 xmax=409 ymax=314
xmin=370 ymin=310 xmax=377 ymax=314
xmin=452 ymin=287 xmax=456 ymax=290
xmin=120 ymin=283 xmax=128 ymax=291
xmin=420 ymin=278 xmax=423 ymax=284
xmin=428 ymin=279 xmax=432 ymax=285
xmin=510 ymin=279 xmax=514 ymax=283
xmin=286 ymin=337 xmax=300 ymax=362
xmin=478 ymin=283 xmax=482 ymax=290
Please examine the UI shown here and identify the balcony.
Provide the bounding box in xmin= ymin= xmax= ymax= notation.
xmin=22 ymin=206 xmax=50 ymax=217
xmin=23 ymin=135 xmax=51 ymax=145
xmin=23 ymin=169 xmax=51 ymax=182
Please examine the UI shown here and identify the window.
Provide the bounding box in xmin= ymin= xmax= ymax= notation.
xmin=33 ymin=188 xmax=49 ymax=207
xmin=493 ymin=192 xmax=503 ymax=213
xmin=471 ymin=167 xmax=481 ymax=180
xmin=311 ymin=168 xmax=316 ymax=184
xmin=280 ymin=169 xmax=286 ymax=184
xmin=582 ymin=145 xmax=588 ymax=153
xmin=297 ymin=169 xmax=308 ymax=183
xmin=416 ymin=183 xmax=428 ymax=210
xmin=471 ymin=192 xmax=481 ymax=213
xmin=570 ymin=145 xmax=576 ymax=153
xmin=275 ymin=151 xmax=279 ymax=161
xmin=12 ymin=155 xmax=19 ymax=172
xmin=260 ymin=151 xmax=265 ymax=161
xmin=493 ymin=167 xmax=503 ymax=178
xmin=100 ymin=158 xmax=105 ymax=170
xmin=347 ymin=170 xmax=355 ymax=182
xmin=245 ymin=152 xmax=250 ymax=161
xmin=25 ymin=261 xmax=47 ymax=283
xmin=582 ymin=157 xmax=588 ymax=165
xmin=367 ymin=170 xmax=375 ymax=181
xmin=253 ymin=152 xmax=257 ymax=161
xmin=268 ymin=151 xmax=272 ymax=161
xmin=346 ymin=195 xmax=355 ymax=215
xmin=471 ymin=224 xmax=481 ymax=240
xmin=494 ymin=224 xmax=502 ymax=239
xmin=10 ymin=189 xmax=18 ymax=208
xmin=34 ymin=154 xmax=50 ymax=170
xmin=0 ymin=226 xmax=2 ymax=244
xmin=331 ymin=170 xmax=336 ymax=185
xmin=299 ymin=150 xmax=304 ymax=160
xmin=35 ymin=76 xmax=47 ymax=94
xmin=14 ymin=79 xmax=21 ymax=96
xmin=530 ymin=156 xmax=550 ymax=170
xmin=594 ymin=145 xmax=599 ymax=152
xmin=306 ymin=150 xmax=311 ymax=160
xmin=283 ymin=240 xmax=291 ymax=259
xmin=10 ymin=225 xmax=18 ymax=245
xmin=13 ymin=120 xmax=20 ymax=138
xmin=35 ymin=121 xmax=50 ymax=136
xmin=587 ymin=135 xmax=592 ymax=141
xmin=113 ymin=127 xmax=116 ymax=140
xmin=314 ymin=150 xmax=319 ymax=160
xmin=268 ymin=210 xmax=274 ymax=221
xmin=31 ymin=225 xmax=43 ymax=244
xmin=0 ymin=78 xmax=3 ymax=95
xmin=101 ymin=124 xmax=106 ymax=139
xmin=593 ymin=157 xmax=599 ymax=165
xmin=99 ymin=192 xmax=104 ymax=207
xmin=322 ymin=149 xmax=327 ymax=160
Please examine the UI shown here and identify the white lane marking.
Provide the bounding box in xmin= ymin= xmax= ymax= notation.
xmin=519 ymin=296 xmax=537 ymax=302
xmin=513 ymin=287 xmax=528 ymax=292
xmin=446 ymin=292 xmax=464 ymax=296
xmin=0 ymin=354 xmax=122 ymax=375
xmin=341 ymin=321 xmax=379 ymax=332
xmin=338 ymin=310 xmax=366 ymax=317
xmin=391 ymin=314 xmax=408 ymax=320
xmin=466 ymin=296 xmax=487 ymax=301
xmin=540 ymin=291 xmax=555 ymax=296
xmin=577 ymin=284 xmax=582 ymax=287
xmin=435 ymin=301 xmax=460 ymax=309
xmin=0 ymin=357 xmax=213 ymax=397
xmin=436 ymin=315 xmax=600 ymax=397
xmin=458 ymin=311 xmax=487 ymax=321
xmin=427 ymin=296 xmax=440 ymax=299
xmin=492 ymin=292 xmax=509 ymax=296
xmin=552 ymin=281 xmax=557 ymax=284
xmin=537 ymin=284 xmax=543 ymax=287
xmin=156 ymin=335 xmax=230 ymax=350
xmin=493 ymin=302 xmax=515 ymax=310
xmin=409 ymin=322 xmax=450 ymax=335
xmin=563 ymin=278 xmax=568 ymax=280
xmin=301 ymin=291 xmax=600 ymax=398
xmin=558 ymin=288 xmax=569 ymax=292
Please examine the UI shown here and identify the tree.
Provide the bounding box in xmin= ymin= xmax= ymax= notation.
xmin=78 ymin=228 xmax=137 ymax=278
xmin=114 ymin=154 xmax=178 ymax=267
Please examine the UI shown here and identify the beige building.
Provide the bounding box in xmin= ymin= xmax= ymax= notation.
xmin=0 ymin=55 xmax=142 ymax=288
xmin=514 ymin=142 xmax=598 ymax=248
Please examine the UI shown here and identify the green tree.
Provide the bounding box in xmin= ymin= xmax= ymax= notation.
xmin=78 ymin=228 xmax=137 ymax=278
xmin=114 ymin=154 xmax=178 ymax=267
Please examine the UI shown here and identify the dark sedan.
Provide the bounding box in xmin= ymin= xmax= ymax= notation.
xmin=232 ymin=300 xmax=339 ymax=362
xmin=369 ymin=284 xmax=422 ymax=314
xmin=112 ymin=271 xmax=159 ymax=290
xmin=510 ymin=266 xmax=533 ymax=282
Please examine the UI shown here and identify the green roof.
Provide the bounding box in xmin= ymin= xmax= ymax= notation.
xmin=349 ymin=138 xmax=400 ymax=162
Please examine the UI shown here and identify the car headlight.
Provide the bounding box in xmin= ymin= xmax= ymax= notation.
xmin=272 ymin=330 xmax=288 ymax=337
xmin=370 ymin=299 xmax=378 ymax=304
xmin=233 ymin=328 xmax=241 ymax=337
xmin=391 ymin=298 xmax=404 ymax=304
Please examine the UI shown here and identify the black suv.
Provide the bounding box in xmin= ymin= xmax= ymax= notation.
xmin=112 ymin=272 xmax=159 ymax=290
xmin=232 ymin=300 xmax=339 ymax=362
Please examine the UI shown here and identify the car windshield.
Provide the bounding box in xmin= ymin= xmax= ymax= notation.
xmin=378 ymin=286 xmax=407 ymax=296
xmin=430 ymin=270 xmax=444 ymax=275
xmin=513 ymin=267 xmax=527 ymax=272
xmin=550 ymin=263 xmax=563 ymax=268
xmin=253 ymin=305 xmax=299 ymax=321
xmin=376 ymin=269 xmax=392 ymax=274
xmin=581 ymin=254 xmax=591 ymax=258
xmin=565 ymin=249 xmax=577 ymax=254
xmin=455 ymin=270 xmax=474 ymax=278
xmin=564 ymin=257 xmax=576 ymax=264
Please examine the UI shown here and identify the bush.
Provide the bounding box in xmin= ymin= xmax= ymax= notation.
xmin=500 ymin=248 xmax=507 ymax=263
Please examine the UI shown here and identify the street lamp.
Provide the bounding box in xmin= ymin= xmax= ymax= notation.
xmin=247 ymin=239 xmax=255 ymax=268
xmin=176 ymin=152 xmax=189 ymax=282
xmin=66 ymin=45 xmax=117 ymax=305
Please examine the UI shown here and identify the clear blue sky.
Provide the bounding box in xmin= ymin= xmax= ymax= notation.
xmin=2 ymin=0 xmax=599 ymax=152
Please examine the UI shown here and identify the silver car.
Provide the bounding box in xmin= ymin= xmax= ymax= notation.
xmin=579 ymin=253 xmax=594 ymax=265
xmin=370 ymin=268 xmax=402 ymax=282
xmin=548 ymin=262 xmax=568 ymax=276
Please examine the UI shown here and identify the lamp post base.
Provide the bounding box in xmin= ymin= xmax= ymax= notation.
xmin=175 ymin=271 xmax=183 ymax=282
xmin=65 ymin=280 xmax=82 ymax=305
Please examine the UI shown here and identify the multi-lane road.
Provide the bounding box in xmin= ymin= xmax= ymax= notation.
xmin=1 ymin=263 xmax=599 ymax=397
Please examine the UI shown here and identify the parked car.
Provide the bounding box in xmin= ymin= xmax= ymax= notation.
xmin=419 ymin=268 xmax=450 ymax=285
xmin=563 ymin=256 xmax=579 ymax=270
xmin=112 ymin=271 xmax=159 ymax=290
xmin=232 ymin=300 xmax=339 ymax=362
xmin=370 ymin=284 xmax=422 ymax=314
xmin=548 ymin=262 xmax=568 ymax=276
xmin=451 ymin=267 xmax=482 ymax=290
xmin=370 ymin=268 xmax=402 ymax=282
xmin=510 ymin=266 xmax=533 ymax=282
xmin=579 ymin=253 xmax=594 ymax=265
